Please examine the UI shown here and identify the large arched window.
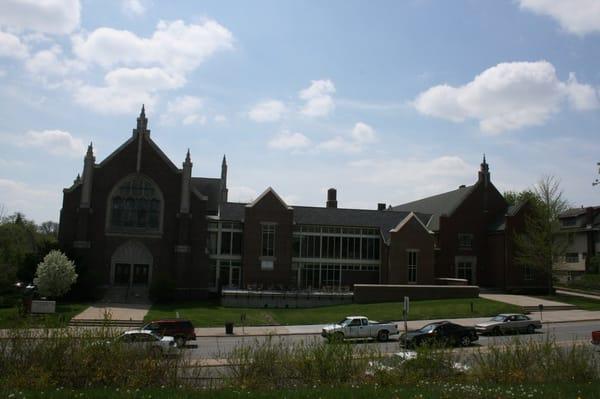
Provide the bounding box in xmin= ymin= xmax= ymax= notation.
xmin=109 ymin=175 xmax=162 ymax=231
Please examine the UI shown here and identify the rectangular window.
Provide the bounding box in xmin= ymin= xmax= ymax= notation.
xmin=458 ymin=234 xmax=473 ymax=249
xmin=220 ymin=231 xmax=232 ymax=255
xmin=562 ymin=217 xmax=577 ymax=227
xmin=207 ymin=231 xmax=218 ymax=255
xmin=407 ymin=250 xmax=418 ymax=283
xmin=524 ymin=265 xmax=534 ymax=281
xmin=565 ymin=253 xmax=579 ymax=263
xmin=232 ymin=232 xmax=243 ymax=255
xmin=261 ymin=224 xmax=276 ymax=257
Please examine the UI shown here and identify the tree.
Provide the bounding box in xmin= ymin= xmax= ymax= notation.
xmin=33 ymin=250 xmax=78 ymax=299
xmin=38 ymin=221 xmax=59 ymax=238
xmin=503 ymin=189 xmax=540 ymax=208
xmin=513 ymin=175 xmax=570 ymax=294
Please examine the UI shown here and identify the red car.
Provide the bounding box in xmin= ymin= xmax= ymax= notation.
xmin=592 ymin=330 xmax=600 ymax=346
xmin=142 ymin=319 xmax=196 ymax=347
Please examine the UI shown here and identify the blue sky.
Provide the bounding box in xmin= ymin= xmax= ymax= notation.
xmin=1 ymin=0 xmax=599 ymax=222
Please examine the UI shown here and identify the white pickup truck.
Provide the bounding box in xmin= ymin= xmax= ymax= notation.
xmin=321 ymin=316 xmax=399 ymax=342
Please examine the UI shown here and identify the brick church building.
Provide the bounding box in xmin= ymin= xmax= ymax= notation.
xmin=58 ymin=108 xmax=546 ymax=298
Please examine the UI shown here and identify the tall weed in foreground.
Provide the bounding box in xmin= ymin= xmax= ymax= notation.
xmin=226 ymin=336 xmax=376 ymax=389
xmin=0 ymin=325 xmax=186 ymax=389
xmin=471 ymin=335 xmax=600 ymax=383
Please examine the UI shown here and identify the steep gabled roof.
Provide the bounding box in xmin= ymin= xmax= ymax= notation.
xmin=391 ymin=185 xmax=475 ymax=231
xmin=390 ymin=211 xmax=431 ymax=234
xmin=247 ymin=187 xmax=292 ymax=209
xmin=192 ymin=177 xmax=221 ymax=213
xmin=488 ymin=200 xmax=527 ymax=232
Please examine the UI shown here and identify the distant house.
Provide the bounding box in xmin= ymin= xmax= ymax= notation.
xmin=58 ymin=108 xmax=546 ymax=299
xmin=556 ymin=206 xmax=600 ymax=280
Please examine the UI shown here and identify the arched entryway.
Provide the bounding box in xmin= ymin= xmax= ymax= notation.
xmin=111 ymin=241 xmax=153 ymax=288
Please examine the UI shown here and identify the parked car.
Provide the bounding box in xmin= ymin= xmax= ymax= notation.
xmin=142 ymin=319 xmax=196 ymax=347
xmin=321 ymin=316 xmax=399 ymax=342
xmin=475 ymin=313 xmax=542 ymax=335
xmin=113 ymin=330 xmax=178 ymax=356
xmin=400 ymin=321 xmax=478 ymax=348
xmin=592 ymin=330 xmax=600 ymax=345
xmin=366 ymin=350 xmax=470 ymax=376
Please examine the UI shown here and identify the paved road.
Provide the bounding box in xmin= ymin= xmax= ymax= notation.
xmin=182 ymin=320 xmax=599 ymax=360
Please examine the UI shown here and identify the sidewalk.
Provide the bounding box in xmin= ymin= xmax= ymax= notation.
xmin=194 ymin=309 xmax=600 ymax=337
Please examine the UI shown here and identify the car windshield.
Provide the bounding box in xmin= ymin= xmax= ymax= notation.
xmin=418 ymin=324 xmax=437 ymax=333
xmin=338 ymin=318 xmax=352 ymax=326
xmin=491 ymin=315 xmax=506 ymax=322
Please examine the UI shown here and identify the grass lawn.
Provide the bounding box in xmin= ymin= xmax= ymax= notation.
xmin=563 ymin=273 xmax=600 ymax=293
xmin=145 ymin=297 xmax=520 ymax=327
xmin=0 ymin=302 xmax=90 ymax=329
xmin=2 ymin=384 xmax=599 ymax=399
xmin=537 ymin=294 xmax=600 ymax=311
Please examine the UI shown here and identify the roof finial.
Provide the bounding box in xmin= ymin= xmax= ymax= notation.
xmin=185 ymin=148 xmax=191 ymax=163
xmin=222 ymin=154 xmax=227 ymax=165
xmin=140 ymin=104 xmax=145 ymax=117
xmin=136 ymin=104 xmax=148 ymax=133
xmin=483 ymin=153 xmax=486 ymax=164
xmin=86 ymin=142 xmax=93 ymax=157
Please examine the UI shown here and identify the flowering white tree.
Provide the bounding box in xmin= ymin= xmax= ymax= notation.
xmin=34 ymin=250 xmax=78 ymax=298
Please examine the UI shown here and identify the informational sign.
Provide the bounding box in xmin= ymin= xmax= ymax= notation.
xmin=31 ymin=300 xmax=56 ymax=314
xmin=403 ymin=296 xmax=410 ymax=314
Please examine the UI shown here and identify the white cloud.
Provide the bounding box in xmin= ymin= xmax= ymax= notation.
xmin=564 ymin=73 xmax=600 ymax=110
xmin=0 ymin=31 xmax=29 ymax=59
xmin=25 ymin=45 xmax=85 ymax=82
xmin=268 ymin=130 xmax=311 ymax=150
xmin=299 ymin=79 xmax=335 ymax=117
xmin=160 ymin=95 xmax=206 ymax=126
xmin=228 ymin=185 xmax=258 ymax=203
xmin=413 ymin=61 xmax=599 ymax=134
xmin=122 ymin=0 xmax=145 ymax=15
xmin=351 ymin=122 xmax=377 ymax=143
xmin=350 ymin=156 xmax=473 ymax=188
xmin=248 ymin=100 xmax=286 ymax=122
xmin=16 ymin=129 xmax=86 ymax=157
xmin=73 ymin=67 xmax=185 ymax=114
xmin=317 ymin=122 xmax=377 ymax=153
xmin=0 ymin=178 xmax=59 ymax=223
xmin=0 ymin=0 xmax=81 ymax=35
xmin=214 ymin=114 xmax=227 ymax=123
xmin=72 ymin=20 xmax=234 ymax=74
xmin=518 ymin=0 xmax=600 ymax=36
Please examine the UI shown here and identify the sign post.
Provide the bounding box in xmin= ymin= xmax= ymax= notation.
xmin=538 ymin=304 xmax=544 ymax=322
xmin=403 ymin=296 xmax=409 ymax=342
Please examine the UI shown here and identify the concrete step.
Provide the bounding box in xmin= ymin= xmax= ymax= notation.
xmin=522 ymin=305 xmax=576 ymax=312
xmin=69 ymin=319 xmax=144 ymax=328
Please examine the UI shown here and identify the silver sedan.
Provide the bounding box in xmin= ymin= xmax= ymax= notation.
xmin=475 ymin=313 xmax=542 ymax=335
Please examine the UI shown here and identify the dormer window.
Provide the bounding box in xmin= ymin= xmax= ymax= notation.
xmin=109 ymin=175 xmax=162 ymax=232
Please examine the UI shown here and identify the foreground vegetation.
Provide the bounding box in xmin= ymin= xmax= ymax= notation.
xmin=563 ymin=273 xmax=600 ymax=293
xmin=1 ymin=322 xmax=598 ymax=397
xmin=146 ymin=297 xmax=520 ymax=327
xmin=2 ymin=383 xmax=599 ymax=399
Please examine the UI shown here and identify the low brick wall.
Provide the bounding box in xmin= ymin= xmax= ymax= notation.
xmin=221 ymin=289 xmax=354 ymax=308
xmin=354 ymin=284 xmax=479 ymax=303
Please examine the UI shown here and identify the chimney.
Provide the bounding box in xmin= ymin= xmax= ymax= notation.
xmin=377 ymin=203 xmax=386 ymax=211
xmin=459 ymin=185 xmax=466 ymax=189
xmin=326 ymin=188 xmax=337 ymax=208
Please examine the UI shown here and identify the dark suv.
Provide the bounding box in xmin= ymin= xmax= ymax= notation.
xmin=142 ymin=319 xmax=196 ymax=347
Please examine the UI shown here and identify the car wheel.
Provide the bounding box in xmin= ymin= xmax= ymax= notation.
xmin=492 ymin=327 xmax=502 ymax=336
xmin=526 ymin=324 xmax=536 ymax=334
xmin=377 ymin=330 xmax=389 ymax=342
xmin=175 ymin=336 xmax=186 ymax=348
xmin=460 ymin=335 xmax=471 ymax=347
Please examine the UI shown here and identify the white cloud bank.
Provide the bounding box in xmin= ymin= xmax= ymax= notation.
xmin=17 ymin=129 xmax=86 ymax=157
xmin=518 ymin=0 xmax=600 ymax=36
xmin=268 ymin=130 xmax=311 ymax=150
xmin=413 ymin=61 xmax=599 ymax=134
xmin=318 ymin=122 xmax=377 ymax=153
xmin=160 ymin=96 xmax=206 ymax=126
xmin=122 ymin=0 xmax=145 ymax=16
xmin=0 ymin=0 xmax=81 ymax=35
xmin=0 ymin=31 xmax=29 ymax=59
xmin=248 ymin=100 xmax=286 ymax=122
xmin=299 ymin=79 xmax=336 ymax=117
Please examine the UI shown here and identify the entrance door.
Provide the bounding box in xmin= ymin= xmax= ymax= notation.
xmin=219 ymin=266 xmax=231 ymax=288
xmin=132 ymin=264 xmax=150 ymax=286
xmin=457 ymin=262 xmax=473 ymax=284
xmin=114 ymin=263 xmax=131 ymax=286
